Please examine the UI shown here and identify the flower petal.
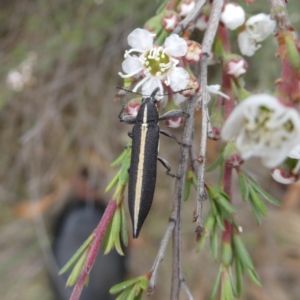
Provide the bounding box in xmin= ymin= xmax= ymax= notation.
xmin=238 ymin=31 xmax=260 ymax=57
xmin=288 ymin=144 xmax=300 ymax=159
xmin=122 ymin=55 xmax=143 ymax=74
xmin=168 ymin=67 xmax=189 ymax=91
xmin=271 ymin=168 xmax=298 ymax=184
xmin=246 ymin=13 xmax=275 ymax=42
xmin=164 ymin=34 xmax=187 ymax=57
xmin=127 ymin=28 xmax=154 ymax=51
xmin=174 ymin=93 xmax=187 ymax=105
xmin=142 ymin=77 xmax=162 ymax=97
xmin=207 ymin=85 xmax=230 ymax=99
xmin=221 ymin=3 xmax=245 ymax=30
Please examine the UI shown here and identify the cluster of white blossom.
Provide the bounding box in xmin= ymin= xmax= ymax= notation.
xmin=6 ymin=52 xmax=37 ymax=92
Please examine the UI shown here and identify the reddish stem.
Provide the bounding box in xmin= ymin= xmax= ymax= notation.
xmin=70 ymin=200 xmax=117 ymax=300
xmin=218 ymin=24 xmax=231 ymax=53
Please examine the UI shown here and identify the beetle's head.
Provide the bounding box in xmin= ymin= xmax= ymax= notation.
xmin=149 ymin=87 xmax=159 ymax=104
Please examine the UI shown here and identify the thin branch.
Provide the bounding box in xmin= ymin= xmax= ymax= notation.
xmin=181 ymin=280 xmax=195 ymax=300
xmin=173 ymin=0 xmax=207 ymax=35
xmin=147 ymin=220 xmax=175 ymax=295
xmin=196 ymin=0 xmax=223 ymax=232
xmin=269 ymin=0 xmax=292 ymax=33
xmin=70 ymin=200 xmax=117 ymax=300
xmin=170 ymin=93 xmax=198 ymax=299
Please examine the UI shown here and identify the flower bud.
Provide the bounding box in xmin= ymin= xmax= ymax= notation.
xmin=185 ymin=41 xmax=203 ymax=63
xmin=221 ymin=3 xmax=245 ymax=30
xmin=162 ymin=11 xmax=180 ymax=32
xmin=210 ymin=109 xmax=224 ymax=140
xmin=195 ymin=14 xmax=208 ymax=31
xmin=126 ymin=98 xmax=142 ymax=116
xmin=177 ymin=0 xmax=195 ymax=17
xmin=225 ymin=58 xmax=248 ymax=78
xmin=271 ymin=168 xmax=299 ymax=184
xmin=166 ymin=117 xmax=184 ymax=128
xmin=144 ymin=14 xmax=164 ymax=34
xmin=180 ymin=76 xmax=200 ymax=97
xmin=223 ymin=141 xmax=244 ymax=168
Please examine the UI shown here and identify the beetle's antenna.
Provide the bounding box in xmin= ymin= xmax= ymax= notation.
xmin=115 ymin=86 xmax=144 ymax=96
xmin=158 ymin=88 xmax=192 ymax=97
xmin=116 ymin=86 xmax=192 ymax=98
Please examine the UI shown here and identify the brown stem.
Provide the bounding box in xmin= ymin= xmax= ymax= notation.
xmin=196 ymin=0 xmax=224 ymax=233
xmin=173 ymin=0 xmax=207 ymax=35
xmin=70 ymin=200 xmax=117 ymax=300
xmin=269 ymin=0 xmax=292 ymax=33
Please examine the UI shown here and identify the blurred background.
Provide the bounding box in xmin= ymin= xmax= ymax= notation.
xmin=0 ymin=0 xmax=300 ymax=299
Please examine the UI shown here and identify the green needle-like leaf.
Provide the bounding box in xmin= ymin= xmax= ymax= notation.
xmin=214 ymin=194 xmax=236 ymax=215
xmin=246 ymin=268 xmax=262 ymax=287
xmin=249 ymin=187 xmax=267 ymax=216
xmin=135 ymin=290 xmax=143 ymax=300
xmin=228 ymin=266 xmax=238 ymax=297
xmin=127 ymin=284 xmax=137 ymax=300
xmin=220 ymin=269 xmax=234 ymax=300
xmin=233 ymin=235 xmax=255 ymax=270
xmin=66 ymin=251 xmax=87 ymax=287
xmin=139 ymin=276 xmax=148 ymax=290
xmin=115 ymin=288 xmax=131 ymax=300
xmin=248 ymin=195 xmax=262 ymax=225
xmin=235 ymin=258 xmax=243 ymax=297
xmin=238 ymin=172 xmax=249 ymax=201
xmin=209 ymin=265 xmax=222 ymax=300
xmin=59 ymin=234 xmax=93 ymax=275
xmin=120 ymin=203 xmax=128 ymax=247
xmin=102 ymin=218 xmax=113 ymax=252
xmin=110 ymin=277 xmax=141 ymax=294
xmin=119 ymin=152 xmax=131 ymax=184
xmin=184 ymin=178 xmax=191 ymax=202
xmin=207 ymin=154 xmax=224 ymax=172
xmin=105 ymin=169 xmax=121 ymax=193
xmin=210 ymin=222 xmax=219 ymax=262
xmin=247 ymin=175 xmax=280 ymax=206
xmin=111 ymin=148 xmax=131 ymax=167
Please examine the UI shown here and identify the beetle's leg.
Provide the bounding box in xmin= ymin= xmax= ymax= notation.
xmin=159 ymin=129 xmax=190 ymax=148
xmin=157 ymin=156 xmax=180 ymax=179
xmin=118 ymin=99 xmax=137 ymax=124
xmin=158 ymin=109 xmax=189 ymax=121
xmin=120 ymin=115 xmax=137 ymax=124
xmin=160 ymin=129 xmax=181 ymax=144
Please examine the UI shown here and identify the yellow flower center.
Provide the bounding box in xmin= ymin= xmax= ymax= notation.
xmin=143 ymin=47 xmax=171 ymax=77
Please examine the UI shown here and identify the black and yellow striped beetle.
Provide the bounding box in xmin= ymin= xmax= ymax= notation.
xmin=118 ymin=87 xmax=188 ymax=238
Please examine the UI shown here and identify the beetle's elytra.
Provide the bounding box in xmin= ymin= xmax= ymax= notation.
xmin=119 ymin=88 xmax=187 ymax=238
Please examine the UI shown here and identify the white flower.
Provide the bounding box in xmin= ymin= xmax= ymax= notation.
xmin=238 ymin=13 xmax=275 ymax=57
xmin=178 ymin=0 xmax=195 ymax=17
xmin=162 ymin=14 xmax=180 ymax=31
xmin=288 ymin=144 xmax=300 ymax=159
xmin=271 ymin=168 xmax=298 ymax=184
xmin=238 ymin=31 xmax=261 ymax=56
xmin=174 ymin=84 xmax=229 ymax=105
xmin=207 ymin=85 xmax=230 ymax=100
xmin=221 ymin=3 xmax=245 ymax=30
xmin=185 ymin=41 xmax=202 ymax=63
xmin=221 ymin=94 xmax=300 ymax=168
xmin=195 ymin=14 xmax=208 ymax=31
xmin=119 ymin=28 xmax=189 ymax=97
xmin=246 ymin=13 xmax=275 ymax=42
xmin=6 ymin=70 xmax=24 ymax=92
xmin=226 ymin=59 xmax=247 ymax=78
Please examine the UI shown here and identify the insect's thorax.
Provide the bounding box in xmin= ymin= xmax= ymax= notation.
xmin=136 ymin=100 xmax=159 ymax=125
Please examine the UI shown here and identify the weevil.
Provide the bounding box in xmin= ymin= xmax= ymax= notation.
xmin=118 ymin=87 xmax=188 ymax=238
